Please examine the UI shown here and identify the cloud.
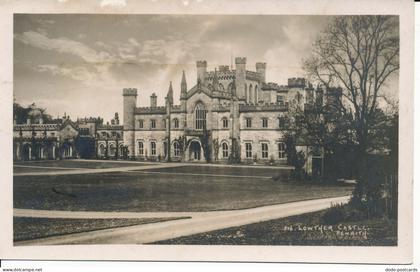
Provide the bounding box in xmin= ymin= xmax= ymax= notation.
xmin=14 ymin=30 xmax=114 ymax=64
xmin=35 ymin=64 xmax=96 ymax=82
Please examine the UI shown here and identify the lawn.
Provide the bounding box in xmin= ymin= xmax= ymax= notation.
xmin=139 ymin=165 xmax=291 ymax=178
xmin=154 ymin=208 xmax=397 ymax=246
xmin=14 ymin=160 xmax=152 ymax=172
xmin=14 ymin=216 xmax=187 ymax=242
xmin=14 ymin=169 xmax=353 ymax=212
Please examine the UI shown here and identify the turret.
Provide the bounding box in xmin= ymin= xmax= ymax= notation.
xmin=180 ymin=71 xmax=187 ymax=112
xmin=123 ymin=88 xmax=137 ymax=158
xmin=150 ymin=93 xmax=157 ymax=108
xmin=166 ymin=81 xmax=174 ymax=106
xmin=256 ymin=62 xmax=266 ymax=83
xmin=235 ymin=57 xmax=246 ymax=100
xmin=181 ymin=70 xmax=187 ymax=97
xmin=196 ymin=60 xmax=207 ymax=84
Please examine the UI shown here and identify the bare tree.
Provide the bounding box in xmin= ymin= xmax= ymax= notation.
xmin=303 ymin=16 xmax=399 ymax=212
xmin=304 ymin=16 xmax=399 ymax=154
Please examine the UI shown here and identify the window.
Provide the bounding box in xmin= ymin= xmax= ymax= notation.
xmin=173 ymin=118 xmax=179 ymax=129
xmin=222 ymin=118 xmax=228 ymax=128
xmin=151 ymin=120 xmax=156 ymax=129
xmin=278 ymin=142 xmax=286 ymax=159
xmin=278 ymin=117 xmax=287 ymax=129
xmin=151 ymin=142 xmax=156 ymax=156
xmin=195 ymin=103 xmax=207 ymax=130
xmin=173 ymin=141 xmax=180 ymax=157
xmin=261 ymin=143 xmax=268 ymax=158
xmin=222 ymin=142 xmax=229 ymax=158
xmin=102 ymin=132 xmax=107 ymax=137
xmin=245 ymin=143 xmax=252 ymax=158
xmin=262 ymin=118 xmax=268 ymax=128
xmin=51 ymin=132 xmax=55 ymax=137
xmin=138 ymin=120 xmax=144 ymax=128
xmin=112 ymin=131 xmax=116 ymax=137
xmin=163 ymin=119 xmax=166 ymax=129
xmin=245 ymin=118 xmax=252 ymax=128
xmin=138 ymin=142 xmax=144 ymax=156
xmin=277 ymin=95 xmax=284 ymax=105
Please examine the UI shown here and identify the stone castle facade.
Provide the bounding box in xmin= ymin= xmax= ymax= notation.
xmin=123 ymin=57 xmax=335 ymax=167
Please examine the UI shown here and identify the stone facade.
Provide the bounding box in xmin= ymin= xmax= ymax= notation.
xmin=13 ymin=110 xmax=125 ymax=161
xmin=123 ymin=57 xmax=337 ymax=168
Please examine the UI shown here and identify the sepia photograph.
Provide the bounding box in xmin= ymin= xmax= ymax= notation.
xmin=0 ymin=0 xmax=414 ymax=266
xmin=12 ymin=13 xmax=400 ymax=246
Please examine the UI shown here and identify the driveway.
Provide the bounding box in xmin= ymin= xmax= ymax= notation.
xmin=15 ymin=195 xmax=350 ymax=245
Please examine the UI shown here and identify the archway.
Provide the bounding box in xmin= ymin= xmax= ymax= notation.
xmin=21 ymin=144 xmax=31 ymax=161
xmin=188 ymin=140 xmax=201 ymax=161
xmin=61 ymin=143 xmax=73 ymax=159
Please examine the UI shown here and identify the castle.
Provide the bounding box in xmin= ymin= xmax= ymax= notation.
xmin=122 ymin=57 xmax=338 ymax=171
xmin=13 ymin=56 xmax=341 ymax=175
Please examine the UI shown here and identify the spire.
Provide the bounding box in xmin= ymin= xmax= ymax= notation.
xmin=181 ymin=70 xmax=187 ymax=97
xmin=166 ymin=81 xmax=174 ymax=105
xmin=212 ymin=68 xmax=219 ymax=92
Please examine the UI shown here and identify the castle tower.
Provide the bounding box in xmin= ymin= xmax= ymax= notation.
xmin=256 ymin=62 xmax=266 ymax=83
xmin=180 ymin=71 xmax=187 ymax=112
xmin=150 ymin=93 xmax=157 ymax=108
xmin=196 ymin=60 xmax=207 ymax=84
xmin=123 ymin=88 xmax=137 ymax=158
xmin=235 ymin=57 xmax=246 ymax=100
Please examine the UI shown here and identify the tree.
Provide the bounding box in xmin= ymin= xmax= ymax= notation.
xmin=303 ymin=15 xmax=399 ymax=212
xmin=304 ymin=16 xmax=399 ymax=155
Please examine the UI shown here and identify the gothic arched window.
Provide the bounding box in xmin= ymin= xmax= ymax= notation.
xmin=222 ymin=142 xmax=229 ymax=158
xmin=195 ymin=103 xmax=207 ymax=130
xmin=173 ymin=118 xmax=179 ymax=129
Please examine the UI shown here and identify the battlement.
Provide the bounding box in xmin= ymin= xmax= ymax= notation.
xmin=77 ymin=117 xmax=103 ymax=124
xmin=288 ymin=77 xmax=306 ymax=88
xmin=97 ymin=124 xmax=123 ymax=130
xmin=256 ymin=62 xmax=266 ymax=69
xmin=218 ymin=65 xmax=230 ymax=72
xmin=196 ymin=60 xmax=207 ymax=67
xmin=245 ymin=71 xmax=261 ymax=81
xmin=123 ymin=88 xmax=138 ymax=96
xmin=239 ymin=102 xmax=288 ymax=112
xmin=135 ymin=106 xmax=166 ymax=115
xmin=14 ymin=123 xmax=59 ymax=131
xmin=205 ymin=70 xmax=235 ymax=81
xmin=235 ymin=57 xmax=246 ymax=64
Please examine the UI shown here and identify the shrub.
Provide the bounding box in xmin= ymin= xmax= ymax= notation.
xmin=321 ymin=204 xmax=346 ymax=225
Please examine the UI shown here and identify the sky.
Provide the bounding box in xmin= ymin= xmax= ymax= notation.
xmin=13 ymin=14 xmax=396 ymax=121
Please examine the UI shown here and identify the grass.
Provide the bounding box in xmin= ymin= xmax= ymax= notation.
xmin=14 ymin=167 xmax=353 ymax=212
xmin=14 ymin=160 xmax=152 ymax=172
xmin=154 ymin=207 xmax=397 ymax=246
xmin=14 ymin=216 xmax=186 ymax=242
xmin=141 ymin=165 xmax=291 ymax=178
